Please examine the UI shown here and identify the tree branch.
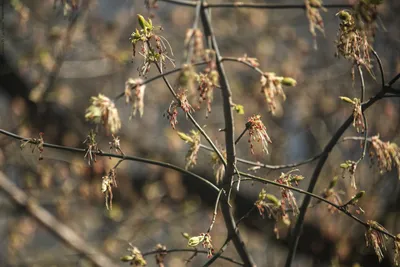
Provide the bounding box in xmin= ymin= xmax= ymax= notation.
xmin=200 ymin=3 xmax=256 ymax=266
xmin=284 ymin=75 xmax=391 ymax=267
xmin=0 ymin=171 xmax=118 ymax=267
xmin=0 ymin=129 xmax=220 ymax=193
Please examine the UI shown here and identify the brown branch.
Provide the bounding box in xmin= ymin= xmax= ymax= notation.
xmin=200 ymin=3 xmax=256 ymax=266
xmin=0 ymin=171 xmax=118 ymax=267
xmin=0 ymin=128 xmax=220 ymax=193
xmin=142 ymin=248 xmax=243 ymax=265
xmin=284 ymin=73 xmax=393 ymax=267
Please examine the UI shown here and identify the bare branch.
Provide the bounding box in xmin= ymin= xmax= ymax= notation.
xmin=0 ymin=171 xmax=118 ymax=267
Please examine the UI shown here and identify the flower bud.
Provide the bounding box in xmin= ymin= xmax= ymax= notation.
xmin=120 ymin=255 xmax=134 ymax=262
xmin=282 ymin=77 xmax=297 ymax=86
xmin=188 ymin=235 xmax=205 ymax=247
xmin=177 ymin=132 xmax=194 ymax=143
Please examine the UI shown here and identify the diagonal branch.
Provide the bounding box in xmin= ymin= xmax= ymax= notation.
xmin=284 ymin=74 xmax=392 ymax=267
xmin=0 ymin=171 xmax=118 ymax=267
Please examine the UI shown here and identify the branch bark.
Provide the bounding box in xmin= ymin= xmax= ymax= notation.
xmin=0 ymin=171 xmax=118 ymax=267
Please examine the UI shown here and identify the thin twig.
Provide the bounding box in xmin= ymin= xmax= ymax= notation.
xmin=356 ymin=65 xmax=368 ymax=163
xmin=114 ymin=61 xmax=208 ymax=101
xmin=204 ymin=3 xmax=352 ymax=9
xmin=199 ymin=144 xmax=322 ymax=170
xmin=237 ymin=175 xmax=395 ymax=239
xmin=371 ymin=49 xmax=385 ymax=88
xmin=153 ymin=62 xmax=227 ymax=167
xmin=142 ymin=248 xmax=243 ymax=265
xmin=0 ymin=128 xmax=220 ymax=193
xmin=202 ymin=236 xmax=233 ymax=267
xmin=207 ymin=189 xmax=224 ymax=233
xmin=284 ymin=72 xmax=392 ymax=267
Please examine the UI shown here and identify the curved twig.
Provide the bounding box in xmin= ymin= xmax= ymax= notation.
xmin=142 ymin=248 xmax=243 ymax=265
xmin=0 ymin=129 xmax=220 ymax=193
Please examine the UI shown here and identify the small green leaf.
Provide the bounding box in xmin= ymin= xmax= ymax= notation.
xmin=339 ymin=96 xmax=355 ymax=104
xmin=282 ymin=77 xmax=297 ymax=86
xmin=120 ymin=255 xmax=134 ymax=262
xmin=233 ymin=104 xmax=245 ymax=115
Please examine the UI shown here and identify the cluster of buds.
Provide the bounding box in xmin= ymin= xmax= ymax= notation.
xmin=305 ymin=0 xmax=327 ymax=50
xmin=101 ymin=168 xmax=117 ymax=210
xmin=109 ymin=134 xmax=124 ymax=157
xmin=340 ymin=96 xmax=365 ymax=133
xmin=130 ymin=15 xmax=175 ymax=76
xmin=125 ymin=78 xmax=146 ymax=118
xmin=260 ymin=72 xmax=297 ymax=115
xmin=368 ymin=135 xmax=400 ymax=179
xmin=365 ymin=220 xmax=388 ymax=262
xmin=188 ymin=233 xmax=214 ymax=258
xmin=166 ymin=89 xmax=194 ymax=129
xmin=320 ymin=176 xmax=343 ymax=213
xmin=211 ymin=150 xmax=226 ymax=185
xmin=184 ymin=28 xmax=204 ymax=62
xmin=246 ymin=115 xmax=272 ymax=155
xmin=335 ymin=10 xmax=372 ymax=76
xmin=20 ymin=132 xmax=44 ymax=160
xmin=238 ymin=54 xmax=260 ymax=68
xmin=177 ymin=130 xmax=201 ymax=170
xmin=120 ymin=243 xmax=147 ymax=266
xmin=340 ymin=160 xmax=358 ymax=189
xmin=254 ymin=189 xmax=290 ymax=239
xmin=275 ymin=169 xmax=304 ymax=216
xmin=83 ymin=130 xmax=101 ymax=166
xmin=85 ymin=94 xmax=121 ymax=134
xmin=195 ymin=71 xmax=219 ymax=117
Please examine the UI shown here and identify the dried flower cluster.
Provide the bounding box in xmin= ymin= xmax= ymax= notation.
xmin=121 ymin=243 xmax=147 ymax=266
xmin=255 ymin=189 xmax=290 ymax=239
xmin=320 ymin=176 xmax=342 ymax=213
xmin=275 ymin=170 xmax=304 ymax=216
xmin=83 ymin=130 xmax=101 ymax=165
xmin=184 ymin=28 xmax=205 ymax=62
xmin=365 ymin=220 xmax=388 ymax=262
xmin=125 ymin=78 xmax=146 ymax=118
xmin=335 ymin=10 xmax=372 ymax=77
xmin=195 ymin=71 xmax=219 ymax=117
xmin=85 ymin=94 xmax=121 ymax=134
xmin=20 ymin=132 xmax=44 ymax=160
xmin=305 ymin=0 xmax=327 ymax=49
xmin=238 ymin=54 xmax=260 ymax=68
xmin=369 ymin=135 xmax=400 ymax=179
xmin=246 ymin=115 xmax=272 ymax=155
xmin=130 ymin=15 xmax=174 ymax=76
xmin=260 ymin=72 xmax=297 ymax=115
xmin=340 ymin=160 xmax=358 ymax=189
xmin=101 ymin=168 xmax=117 ymax=210
xmin=211 ymin=150 xmax=226 ymax=185
xmin=353 ymin=0 xmax=382 ymax=39
xmin=340 ymin=96 xmax=365 ymax=133
xmin=177 ymin=130 xmax=201 ymax=170
xmin=166 ymin=89 xmax=194 ymax=129
xmin=109 ymin=134 xmax=124 ymax=157
xmin=188 ymin=233 xmax=214 ymax=258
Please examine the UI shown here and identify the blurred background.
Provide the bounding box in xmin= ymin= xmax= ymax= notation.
xmin=0 ymin=0 xmax=400 ymax=266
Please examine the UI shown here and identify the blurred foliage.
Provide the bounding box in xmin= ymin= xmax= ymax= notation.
xmin=0 ymin=0 xmax=400 ymax=266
